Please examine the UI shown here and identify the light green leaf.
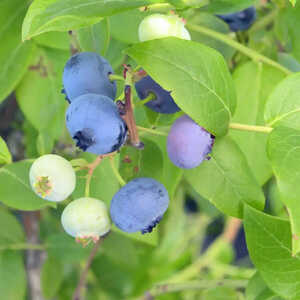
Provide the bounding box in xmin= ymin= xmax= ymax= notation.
xmin=230 ymin=62 xmax=286 ymax=185
xmin=202 ymin=0 xmax=254 ymax=14
xmin=0 ymin=160 xmax=55 ymax=210
xmin=0 ymin=209 xmax=25 ymax=247
xmin=290 ymin=0 xmax=297 ymax=6
xmin=36 ymin=131 xmax=55 ymax=155
xmin=244 ymin=205 xmax=300 ymax=300
xmin=41 ymin=256 xmax=64 ymax=299
xmin=0 ymin=137 xmax=12 ymax=164
xmin=0 ymin=251 xmax=26 ymax=300
xmin=126 ymin=38 xmax=236 ymax=136
xmin=77 ymin=19 xmax=110 ymax=56
xmin=246 ymin=271 xmax=282 ymax=300
xmin=16 ymin=47 xmax=69 ymax=140
xmin=34 ymin=31 xmax=70 ymax=50
xmin=0 ymin=0 xmax=35 ymax=103
xmin=267 ymin=126 xmax=300 ymax=255
xmin=265 ymin=73 xmax=300 ymax=130
xmin=22 ymin=0 xmax=165 ymax=40
xmin=185 ymin=136 xmax=264 ymax=218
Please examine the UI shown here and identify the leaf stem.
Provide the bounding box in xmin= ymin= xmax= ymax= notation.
xmin=137 ymin=92 xmax=156 ymax=106
xmin=0 ymin=243 xmax=46 ymax=251
xmin=85 ymin=155 xmax=103 ymax=197
xmin=186 ymin=23 xmax=291 ymax=75
xmin=142 ymin=279 xmax=247 ymax=299
xmin=248 ymin=8 xmax=278 ymax=33
xmin=229 ymin=122 xmax=273 ymax=133
xmin=109 ymin=74 xmax=124 ymax=81
xmin=137 ymin=126 xmax=168 ymax=136
xmin=109 ymin=156 xmax=126 ymax=186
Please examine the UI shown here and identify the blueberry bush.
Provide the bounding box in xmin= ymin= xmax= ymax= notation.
xmin=1 ymin=0 xmax=300 ymax=299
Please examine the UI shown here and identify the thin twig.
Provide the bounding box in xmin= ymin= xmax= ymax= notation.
xmin=73 ymin=238 xmax=103 ymax=300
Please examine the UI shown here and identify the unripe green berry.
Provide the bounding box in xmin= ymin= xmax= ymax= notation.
xmin=61 ymin=197 xmax=110 ymax=243
xmin=138 ymin=14 xmax=191 ymax=42
xmin=29 ymin=154 xmax=76 ymax=202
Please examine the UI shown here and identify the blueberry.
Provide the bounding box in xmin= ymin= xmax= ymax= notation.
xmin=61 ymin=197 xmax=111 ymax=242
xmin=138 ymin=13 xmax=191 ymax=42
xmin=135 ymin=75 xmax=180 ymax=114
xmin=29 ymin=154 xmax=76 ymax=202
xmin=62 ymin=52 xmax=117 ymax=102
xmin=110 ymin=177 xmax=169 ymax=234
xmin=167 ymin=115 xmax=215 ymax=169
xmin=216 ymin=6 xmax=256 ymax=32
xmin=66 ymin=94 xmax=127 ymax=155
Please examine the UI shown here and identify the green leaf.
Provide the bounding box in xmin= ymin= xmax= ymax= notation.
xmin=202 ymin=0 xmax=254 ymax=14
xmin=0 ymin=160 xmax=55 ymax=210
xmin=185 ymin=136 xmax=264 ymax=218
xmin=46 ymin=233 xmax=90 ymax=263
xmin=188 ymin=13 xmax=235 ymax=61
xmin=246 ymin=271 xmax=282 ymax=300
xmin=267 ymin=126 xmax=300 ymax=255
xmin=290 ymin=0 xmax=297 ymax=6
xmin=126 ymin=38 xmax=236 ymax=136
xmin=230 ymin=62 xmax=286 ymax=185
xmin=41 ymin=256 xmax=64 ymax=299
xmin=0 ymin=137 xmax=12 ymax=164
xmin=36 ymin=130 xmax=55 ymax=155
xmin=0 ymin=251 xmax=26 ymax=300
xmin=201 ymin=286 xmax=239 ymax=300
xmin=16 ymin=47 xmax=69 ymax=140
xmin=22 ymin=0 xmax=165 ymax=40
xmin=77 ymin=19 xmax=110 ymax=56
xmin=0 ymin=0 xmax=35 ymax=103
xmin=119 ymin=137 xmax=163 ymax=182
xmin=33 ymin=31 xmax=70 ymax=50
xmin=0 ymin=209 xmax=25 ymax=247
xmin=265 ymin=73 xmax=300 ymax=130
xmin=244 ymin=205 xmax=300 ymax=300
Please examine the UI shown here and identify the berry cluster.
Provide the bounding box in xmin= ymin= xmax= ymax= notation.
xmin=28 ymin=13 xmax=218 ymax=245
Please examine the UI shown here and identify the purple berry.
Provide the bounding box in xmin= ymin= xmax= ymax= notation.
xmin=63 ymin=52 xmax=116 ymax=102
xmin=66 ymin=94 xmax=127 ymax=155
xmin=135 ymin=75 xmax=180 ymax=114
xmin=216 ymin=6 xmax=256 ymax=32
xmin=167 ymin=115 xmax=214 ymax=169
xmin=110 ymin=178 xmax=169 ymax=234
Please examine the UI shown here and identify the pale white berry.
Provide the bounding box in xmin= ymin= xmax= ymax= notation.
xmin=29 ymin=154 xmax=76 ymax=202
xmin=138 ymin=14 xmax=191 ymax=42
xmin=61 ymin=197 xmax=111 ymax=243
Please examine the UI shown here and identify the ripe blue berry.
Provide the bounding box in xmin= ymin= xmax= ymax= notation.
xmin=167 ymin=115 xmax=214 ymax=169
xmin=135 ymin=75 xmax=180 ymax=114
xmin=61 ymin=197 xmax=110 ymax=243
xmin=110 ymin=178 xmax=169 ymax=234
xmin=216 ymin=7 xmax=256 ymax=32
xmin=62 ymin=52 xmax=117 ymax=102
xmin=138 ymin=14 xmax=191 ymax=41
xmin=66 ymin=94 xmax=127 ymax=155
xmin=29 ymin=154 xmax=76 ymax=202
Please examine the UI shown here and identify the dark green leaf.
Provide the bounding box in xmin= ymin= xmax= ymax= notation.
xmin=0 ymin=160 xmax=55 ymax=210
xmin=41 ymin=256 xmax=64 ymax=299
xmin=22 ymin=0 xmax=165 ymax=40
xmin=244 ymin=205 xmax=300 ymax=300
xmin=185 ymin=136 xmax=265 ymax=218
xmin=0 ymin=251 xmax=26 ymax=300
xmin=202 ymin=0 xmax=254 ymax=14
xmin=126 ymin=38 xmax=236 ymax=136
